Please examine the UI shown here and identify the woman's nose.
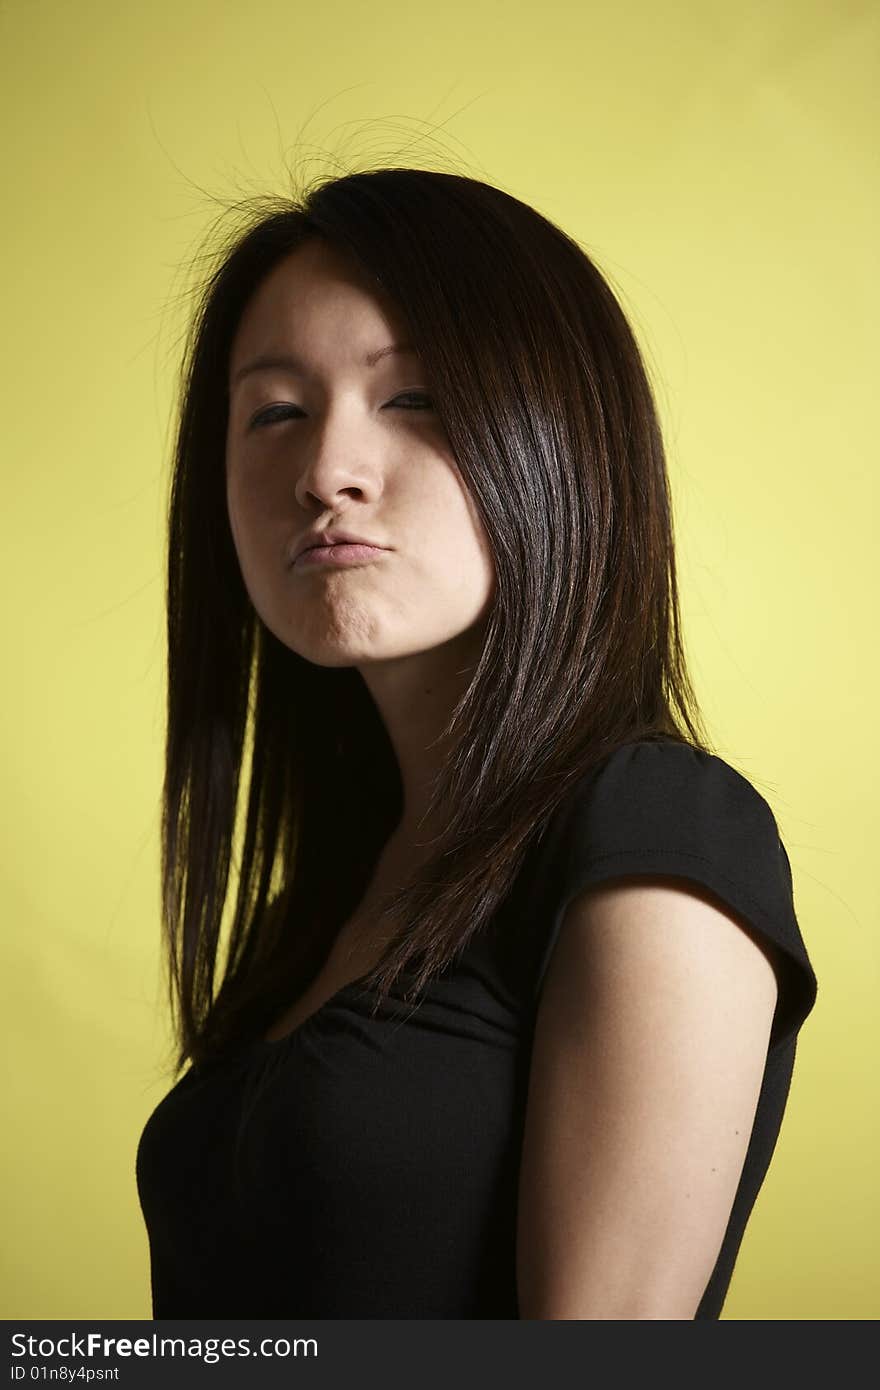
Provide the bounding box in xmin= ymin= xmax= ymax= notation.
xmin=293 ymin=409 xmax=386 ymax=511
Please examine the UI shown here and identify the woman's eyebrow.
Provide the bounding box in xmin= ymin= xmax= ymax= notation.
xmin=230 ymin=343 xmax=419 ymax=389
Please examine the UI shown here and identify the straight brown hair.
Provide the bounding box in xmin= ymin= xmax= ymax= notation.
xmin=160 ymin=165 xmax=715 ymax=1074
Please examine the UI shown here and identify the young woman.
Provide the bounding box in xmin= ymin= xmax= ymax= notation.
xmin=135 ymin=166 xmax=818 ymax=1320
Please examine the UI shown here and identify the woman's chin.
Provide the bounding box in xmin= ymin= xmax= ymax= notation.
xmin=281 ymin=629 xmax=388 ymax=669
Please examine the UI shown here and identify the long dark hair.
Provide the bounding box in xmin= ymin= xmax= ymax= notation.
xmin=160 ymin=165 xmax=715 ymax=1075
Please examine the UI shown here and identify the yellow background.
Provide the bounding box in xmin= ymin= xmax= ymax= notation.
xmin=1 ymin=0 xmax=876 ymax=1320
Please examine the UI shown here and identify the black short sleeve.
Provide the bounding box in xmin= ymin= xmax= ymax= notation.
xmin=530 ymin=740 xmax=818 ymax=1053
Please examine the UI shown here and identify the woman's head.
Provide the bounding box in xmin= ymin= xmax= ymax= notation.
xmin=225 ymin=236 xmax=495 ymax=671
xmin=163 ymin=165 xmax=711 ymax=1070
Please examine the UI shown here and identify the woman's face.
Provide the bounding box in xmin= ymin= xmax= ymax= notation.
xmin=225 ymin=238 xmax=496 ymax=669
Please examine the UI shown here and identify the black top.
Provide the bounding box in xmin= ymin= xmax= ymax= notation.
xmin=135 ymin=739 xmax=818 ymax=1318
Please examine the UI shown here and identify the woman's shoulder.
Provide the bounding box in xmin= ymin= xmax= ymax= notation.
xmin=558 ymin=737 xmax=781 ymax=859
xmin=503 ymin=737 xmax=819 ymax=1053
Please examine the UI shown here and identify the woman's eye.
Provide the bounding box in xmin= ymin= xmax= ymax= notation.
xmin=389 ymin=391 xmax=435 ymax=411
xmin=250 ymin=404 xmax=302 ymax=429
